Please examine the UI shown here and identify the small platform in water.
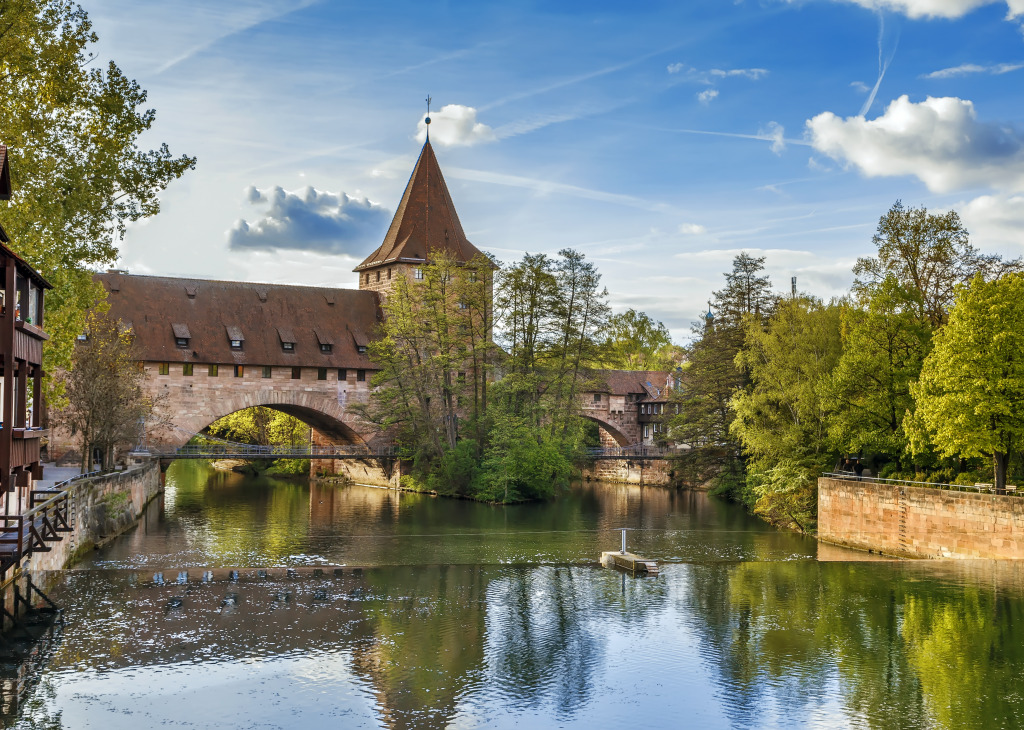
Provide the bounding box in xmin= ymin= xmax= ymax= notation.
xmin=601 ymin=551 xmax=659 ymax=575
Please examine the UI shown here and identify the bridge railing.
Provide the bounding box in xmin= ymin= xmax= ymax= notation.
xmin=145 ymin=443 xmax=397 ymax=459
xmin=586 ymin=446 xmax=674 ymax=459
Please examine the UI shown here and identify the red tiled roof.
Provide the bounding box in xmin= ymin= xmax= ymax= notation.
xmin=96 ymin=273 xmax=381 ymax=367
xmin=591 ymin=370 xmax=672 ymax=398
xmin=354 ymin=141 xmax=484 ymax=271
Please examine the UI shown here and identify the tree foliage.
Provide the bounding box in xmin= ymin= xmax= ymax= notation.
xmin=56 ymin=309 xmax=163 ymax=471
xmin=0 ymin=0 xmax=195 ymax=396
xmin=600 ymin=308 xmax=674 ymax=370
xmin=910 ymin=273 xmax=1024 ymax=491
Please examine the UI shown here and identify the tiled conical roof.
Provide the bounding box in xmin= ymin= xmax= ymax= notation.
xmin=354 ymin=141 xmax=483 ymax=271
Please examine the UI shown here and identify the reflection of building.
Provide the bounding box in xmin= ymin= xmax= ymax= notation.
xmin=0 ymin=145 xmax=51 ymax=507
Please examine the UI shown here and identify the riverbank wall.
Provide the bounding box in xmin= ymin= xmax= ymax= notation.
xmin=818 ymin=476 xmax=1024 ymax=558
xmin=24 ymin=459 xmax=162 ymax=572
xmin=581 ymin=458 xmax=673 ymax=486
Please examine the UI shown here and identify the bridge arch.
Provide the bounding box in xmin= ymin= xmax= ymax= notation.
xmin=582 ymin=415 xmax=631 ymax=448
xmin=162 ymin=388 xmax=369 ymax=449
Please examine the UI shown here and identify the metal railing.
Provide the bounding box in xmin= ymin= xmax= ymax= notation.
xmin=822 ymin=472 xmax=1023 ymax=495
xmin=0 ymin=470 xmax=102 ymax=575
xmin=146 ymin=443 xmax=397 ymax=460
xmin=586 ymin=446 xmax=675 ymax=460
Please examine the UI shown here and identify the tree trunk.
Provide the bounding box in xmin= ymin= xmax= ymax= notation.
xmin=994 ymin=451 xmax=1009 ymax=494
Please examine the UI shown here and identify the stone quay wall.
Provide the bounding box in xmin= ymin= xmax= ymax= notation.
xmin=818 ymin=476 xmax=1024 ymax=559
xmin=582 ymin=458 xmax=673 ymax=486
xmin=24 ymin=459 xmax=162 ymax=572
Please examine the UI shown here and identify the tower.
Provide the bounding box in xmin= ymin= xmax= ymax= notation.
xmin=353 ymin=138 xmax=485 ymax=296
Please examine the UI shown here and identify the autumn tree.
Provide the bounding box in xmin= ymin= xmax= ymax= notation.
xmin=57 ymin=310 xmax=162 ymax=471
xmin=910 ymin=273 xmax=1024 ymax=492
xmin=0 ymin=0 xmax=195 ymax=398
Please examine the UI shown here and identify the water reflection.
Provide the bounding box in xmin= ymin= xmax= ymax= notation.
xmin=7 ymin=465 xmax=1024 ymax=728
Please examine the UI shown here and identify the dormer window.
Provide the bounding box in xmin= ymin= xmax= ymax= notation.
xmin=172 ymin=323 xmax=191 ymax=348
xmin=277 ymin=327 xmax=296 ymax=353
xmin=226 ymin=325 xmax=245 ymax=351
xmin=314 ymin=327 xmax=335 ymax=355
xmin=357 ymin=345 xmax=367 ymax=354
xmin=351 ymin=329 xmax=369 ymax=355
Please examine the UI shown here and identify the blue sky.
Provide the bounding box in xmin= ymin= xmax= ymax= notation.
xmin=87 ymin=0 xmax=1024 ymax=340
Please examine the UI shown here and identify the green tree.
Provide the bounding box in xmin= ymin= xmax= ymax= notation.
xmin=731 ymin=296 xmax=843 ymax=530
xmin=825 ymin=276 xmax=931 ymax=463
xmin=910 ymin=273 xmax=1024 ymax=491
xmin=668 ymin=253 xmax=775 ymax=492
xmin=56 ymin=309 xmax=163 ymax=471
xmin=853 ymin=201 xmax=1020 ymax=328
xmin=0 ymin=0 xmax=195 ymax=396
xmin=600 ymin=308 xmax=674 ymax=370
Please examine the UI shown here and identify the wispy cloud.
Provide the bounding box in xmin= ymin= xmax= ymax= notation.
xmin=860 ymin=12 xmax=899 ymax=117
xmin=923 ymin=61 xmax=1024 ymax=78
xmin=697 ymin=89 xmax=719 ymax=104
xmin=667 ymin=64 xmax=769 ymax=83
xmin=154 ymin=1 xmax=318 ymax=75
xmin=482 ymin=43 xmax=679 ymax=111
xmin=679 ymin=223 xmax=707 ymax=234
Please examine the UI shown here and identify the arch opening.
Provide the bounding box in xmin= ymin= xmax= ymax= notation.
xmin=581 ymin=415 xmax=631 ymax=448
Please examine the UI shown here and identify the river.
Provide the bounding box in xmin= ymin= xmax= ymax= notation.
xmin=6 ymin=461 xmax=1024 ymax=729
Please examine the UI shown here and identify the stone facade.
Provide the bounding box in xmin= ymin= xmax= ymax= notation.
xmin=818 ymin=476 xmax=1024 ymax=559
xmin=357 ymin=262 xmax=419 ymax=296
xmin=581 ymin=458 xmax=673 ymax=486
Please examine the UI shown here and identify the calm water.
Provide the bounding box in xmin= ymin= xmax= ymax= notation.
xmin=7 ymin=461 xmax=1024 ymax=729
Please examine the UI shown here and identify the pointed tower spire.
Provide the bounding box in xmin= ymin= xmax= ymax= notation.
xmin=354 ymin=134 xmax=485 ymax=292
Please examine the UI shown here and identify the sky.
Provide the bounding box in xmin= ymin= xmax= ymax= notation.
xmin=84 ymin=0 xmax=1024 ymax=341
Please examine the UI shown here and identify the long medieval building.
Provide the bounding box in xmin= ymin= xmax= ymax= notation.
xmin=52 ymin=139 xmax=673 ymax=468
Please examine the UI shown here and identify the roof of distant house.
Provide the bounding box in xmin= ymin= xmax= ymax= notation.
xmin=591 ymin=370 xmax=672 ymax=399
xmin=354 ymin=140 xmax=485 ymax=272
xmin=96 ymin=273 xmax=381 ymax=367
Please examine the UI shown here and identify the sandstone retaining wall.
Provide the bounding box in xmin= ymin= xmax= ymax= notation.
xmin=818 ymin=476 xmax=1024 ymax=559
xmin=582 ymin=458 xmax=673 ymax=486
xmin=24 ymin=459 xmax=162 ymax=572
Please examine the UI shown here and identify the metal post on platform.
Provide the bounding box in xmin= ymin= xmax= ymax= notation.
xmin=621 ymin=528 xmax=626 ymax=555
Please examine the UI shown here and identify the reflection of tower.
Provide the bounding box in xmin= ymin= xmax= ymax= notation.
xmin=352 ymin=134 xmax=488 ymax=300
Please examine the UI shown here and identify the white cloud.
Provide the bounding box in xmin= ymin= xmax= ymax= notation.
xmin=697 ymin=89 xmax=719 ymax=104
xmin=759 ymin=121 xmax=787 ymax=154
xmin=957 ymin=193 xmax=1024 ymax=251
xmin=679 ymin=223 xmax=708 ymax=235
xmin=415 ymin=104 xmax=496 ymax=147
xmin=923 ymin=62 xmax=1024 ymax=78
xmin=816 ymin=0 xmax=1023 ymax=20
xmin=806 ymin=95 xmax=1024 ymax=193
xmin=228 ymin=185 xmax=392 ymax=254
xmin=667 ymin=64 xmax=769 ymax=82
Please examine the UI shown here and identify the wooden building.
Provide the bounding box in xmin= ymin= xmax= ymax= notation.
xmin=0 ymin=145 xmax=51 ymax=510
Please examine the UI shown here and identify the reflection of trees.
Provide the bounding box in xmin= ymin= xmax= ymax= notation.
xmin=685 ymin=560 xmax=1024 ymax=728
xmin=485 ymin=567 xmax=605 ymax=718
xmin=351 ymin=565 xmax=488 ymax=730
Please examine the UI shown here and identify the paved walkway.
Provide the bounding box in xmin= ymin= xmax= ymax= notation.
xmin=34 ymin=463 xmax=84 ymax=490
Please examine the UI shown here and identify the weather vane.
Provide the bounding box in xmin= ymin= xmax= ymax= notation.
xmin=425 ymin=94 xmax=432 ymax=141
